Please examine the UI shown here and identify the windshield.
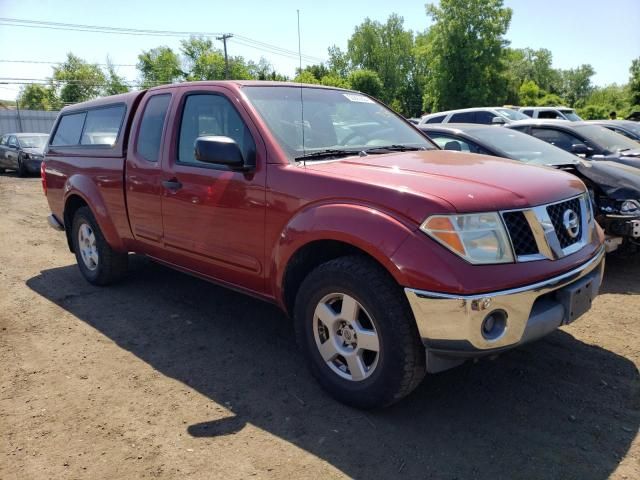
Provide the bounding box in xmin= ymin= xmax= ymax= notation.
xmin=573 ymin=124 xmax=639 ymax=153
xmin=468 ymin=127 xmax=578 ymax=165
xmin=242 ymin=86 xmax=435 ymax=160
xmin=18 ymin=135 xmax=48 ymax=148
xmin=495 ymin=108 xmax=529 ymax=121
xmin=560 ymin=110 xmax=583 ymax=121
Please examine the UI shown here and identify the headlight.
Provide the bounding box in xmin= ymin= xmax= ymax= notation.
xmin=420 ymin=212 xmax=514 ymax=264
xmin=620 ymin=200 xmax=640 ymax=214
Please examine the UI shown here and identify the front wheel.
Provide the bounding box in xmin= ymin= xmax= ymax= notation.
xmin=71 ymin=206 xmax=128 ymax=285
xmin=17 ymin=156 xmax=28 ymax=177
xmin=294 ymin=255 xmax=426 ymax=409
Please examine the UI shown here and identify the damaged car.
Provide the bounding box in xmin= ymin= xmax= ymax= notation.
xmin=419 ymin=123 xmax=640 ymax=254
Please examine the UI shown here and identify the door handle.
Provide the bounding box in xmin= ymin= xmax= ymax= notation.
xmin=162 ymin=178 xmax=182 ymax=191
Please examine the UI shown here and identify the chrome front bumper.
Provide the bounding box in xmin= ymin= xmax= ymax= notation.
xmin=405 ymin=247 xmax=605 ymax=371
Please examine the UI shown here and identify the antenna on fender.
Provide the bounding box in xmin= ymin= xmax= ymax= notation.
xmin=297 ymin=9 xmax=306 ymax=166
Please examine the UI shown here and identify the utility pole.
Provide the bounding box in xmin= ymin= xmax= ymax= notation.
xmin=216 ymin=34 xmax=233 ymax=79
xmin=15 ymin=98 xmax=23 ymax=133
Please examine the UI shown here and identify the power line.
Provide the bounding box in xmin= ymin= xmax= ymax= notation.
xmin=0 ymin=59 xmax=137 ymax=67
xmin=0 ymin=17 xmax=326 ymax=64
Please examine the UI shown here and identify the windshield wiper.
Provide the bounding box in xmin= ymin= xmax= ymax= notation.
xmin=362 ymin=145 xmax=427 ymax=154
xmin=294 ymin=149 xmax=361 ymax=161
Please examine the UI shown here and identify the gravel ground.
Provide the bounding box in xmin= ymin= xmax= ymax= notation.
xmin=1 ymin=173 xmax=638 ymax=480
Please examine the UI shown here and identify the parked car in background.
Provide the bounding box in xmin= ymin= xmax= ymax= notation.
xmin=0 ymin=133 xmax=49 ymax=176
xmin=518 ymin=107 xmax=582 ymax=121
xmin=42 ymin=82 xmax=604 ymax=408
xmin=626 ymin=111 xmax=640 ymax=122
xmin=418 ymin=107 xmax=530 ymax=125
xmin=586 ymin=120 xmax=640 ymax=143
xmin=419 ymin=124 xmax=640 ymax=254
xmin=507 ymin=120 xmax=640 ymax=169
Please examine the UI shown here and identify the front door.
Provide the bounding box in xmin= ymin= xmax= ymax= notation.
xmin=160 ymin=88 xmax=267 ymax=294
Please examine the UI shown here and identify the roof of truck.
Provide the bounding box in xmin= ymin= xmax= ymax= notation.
xmin=59 ymin=81 xmax=355 ymax=114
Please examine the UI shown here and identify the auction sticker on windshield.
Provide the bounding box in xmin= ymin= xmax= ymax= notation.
xmin=343 ymin=93 xmax=374 ymax=103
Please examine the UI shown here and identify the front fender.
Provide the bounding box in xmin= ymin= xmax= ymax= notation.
xmin=64 ymin=174 xmax=126 ymax=251
xmin=270 ymin=202 xmax=417 ymax=302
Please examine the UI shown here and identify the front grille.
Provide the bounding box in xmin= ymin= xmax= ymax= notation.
xmin=547 ymin=198 xmax=582 ymax=248
xmin=502 ymin=211 xmax=538 ymax=256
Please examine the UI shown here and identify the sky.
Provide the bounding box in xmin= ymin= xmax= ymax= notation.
xmin=1 ymin=0 xmax=639 ymax=101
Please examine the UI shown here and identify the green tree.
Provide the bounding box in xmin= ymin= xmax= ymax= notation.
xmin=180 ymin=37 xmax=253 ymax=80
xmin=577 ymin=104 xmax=609 ymax=120
xmin=518 ymin=80 xmax=541 ymax=106
xmin=293 ymin=71 xmax=320 ymax=84
xmin=628 ymin=57 xmax=640 ymax=106
xmin=16 ymin=84 xmax=58 ymax=110
xmin=137 ymin=46 xmax=183 ymax=88
xmin=320 ymin=74 xmax=350 ymax=89
xmin=505 ymin=48 xmax=560 ymax=94
xmin=53 ymin=53 xmax=106 ymax=104
xmin=348 ymin=69 xmax=383 ymax=98
xmin=297 ymin=64 xmax=330 ymax=81
xmin=347 ymin=14 xmax=415 ymax=108
xmin=558 ymin=64 xmax=595 ymax=107
xmin=104 ymin=58 xmax=129 ymax=95
xmin=327 ymin=46 xmax=351 ymax=77
xmin=422 ymin=0 xmax=512 ymax=111
xmin=247 ymin=57 xmax=287 ymax=81
xmin=537 ymin=93 xmax=564 ymax=106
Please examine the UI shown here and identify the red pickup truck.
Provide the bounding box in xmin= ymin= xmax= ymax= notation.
xmin=43 ymin=81 xmax=605 ymax=408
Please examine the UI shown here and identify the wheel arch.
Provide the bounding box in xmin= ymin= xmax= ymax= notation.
xmin=62 ymin=175 xmax=125 ymax=252
xmin=273 ymin=203 xmax=416 ymax=315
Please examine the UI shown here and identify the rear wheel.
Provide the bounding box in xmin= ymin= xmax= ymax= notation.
xmin=71 ymin=207 xmax=128 ymax=285
xmin=294 ymin=255 xmax=426 ymax=409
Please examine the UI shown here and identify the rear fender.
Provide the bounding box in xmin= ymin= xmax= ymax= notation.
xmin=64 ymin=174 xmax=126 ymax=251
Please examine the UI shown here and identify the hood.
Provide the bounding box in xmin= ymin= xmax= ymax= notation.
xmin=574 ymin=160 xmax=640 ymax=199
xmin=22 ymin=146 xmax=45 ymax=156
xmin=306 ymin=150 xmax=586 ymax=214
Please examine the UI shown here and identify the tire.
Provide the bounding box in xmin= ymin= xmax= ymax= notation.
xmin=71 ymin=206 xmax=128 ymax=285
xmin=294 ymin=255 xmax=426 ymax=409
xmin=17 ymin=156 xmax=27 ymax=177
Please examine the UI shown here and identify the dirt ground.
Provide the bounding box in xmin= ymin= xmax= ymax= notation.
xmin=0 ymin=174 xmax=638 ymax=480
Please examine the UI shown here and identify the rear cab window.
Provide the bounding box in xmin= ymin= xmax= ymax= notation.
xmin=51 ymin=105 xmax=126 ymax=147
xmin=136 ymin=94 xmax=172 ymax=162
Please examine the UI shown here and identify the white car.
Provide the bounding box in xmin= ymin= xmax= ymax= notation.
xmin=418 ymin=107 xmax=530 ymax=125
xmin=518 ymin=106 xmax=582 ymax=121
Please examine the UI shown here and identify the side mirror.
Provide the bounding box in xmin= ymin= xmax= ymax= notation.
xmin=194 ymin=136 xmax=246 ymax=169
xmin=571 ymin=143 xmax=591 ymax=155
xmin=491 ymin=116 xmax=506 ymax=125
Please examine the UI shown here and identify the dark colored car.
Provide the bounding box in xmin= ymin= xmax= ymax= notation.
xmin=419 ymin=124 xmax=640 ymax=254
xmin=42 ymin=83 xmax=604 ymax=408
xmin=506 ymin=120 xmax=640 ymax=170
xmin=0 ymin=133 xmax=49 ymax=176
xmin=586 ymin=120 xmax=640 ymax=143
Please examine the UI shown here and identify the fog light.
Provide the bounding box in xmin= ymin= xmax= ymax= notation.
xmin=481 ymin=310 xmax=507 ymax=340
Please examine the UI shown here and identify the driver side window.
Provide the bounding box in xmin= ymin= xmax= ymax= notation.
xmin=8 ymin=136 xmax=18 ymax=148
xmin=178 ymin=94 xmax=256 ymax=166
